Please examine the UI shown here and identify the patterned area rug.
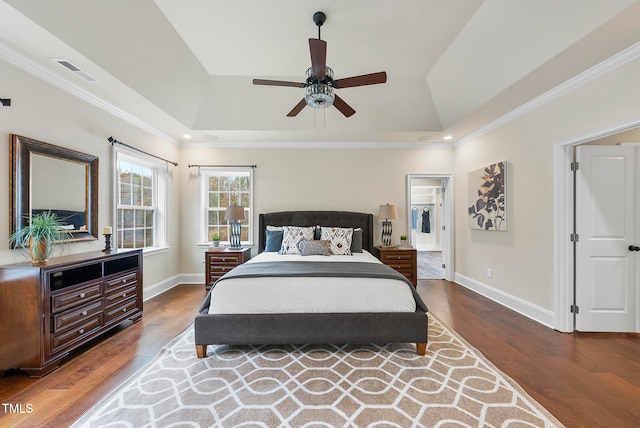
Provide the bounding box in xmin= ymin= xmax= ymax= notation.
xmin=72 ymin=315 xmax=563 ymax=427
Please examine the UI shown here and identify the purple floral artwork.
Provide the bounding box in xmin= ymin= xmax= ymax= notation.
xmin=468 ymin=161 xmax=507 ymax=231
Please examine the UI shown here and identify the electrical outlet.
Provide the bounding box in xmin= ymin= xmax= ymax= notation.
xmin=486 ymin=268 xmax=493 ymax=279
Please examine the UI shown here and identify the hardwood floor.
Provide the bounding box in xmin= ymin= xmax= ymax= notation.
xmin=417 ymin=250 xmax=443 ymax=279
xmin=1 ymin=280 xmax=639 ymax=427
xmin=419 ymin=280 xmax=640 ymax=428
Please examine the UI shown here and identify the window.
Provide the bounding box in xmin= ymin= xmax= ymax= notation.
xmin=115 ymin=149 xmax=167 ymax=250
xmin=200 ymin=168 xmax=253 ymax=245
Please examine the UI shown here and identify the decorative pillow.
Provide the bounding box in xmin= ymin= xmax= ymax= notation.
xmin=299 ymin=239 xmax=331 ymax=256
xmin=350 ymin=228 xmax=363 ymax=253
xmin=279 ymin=226 xmax=315 ymax=254
xmin=264 ymin=229 xmax=283 ymax=252
xmin=320 ymin=227 xmax=353 ymax=255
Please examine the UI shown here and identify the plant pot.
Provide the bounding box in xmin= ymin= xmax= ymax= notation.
xmin=211 ymin=241 xmax=220 ymax=247
xmin=30 ymin=237 xmax=48 ymax=263
xmin=400 ymin=239 xmax=408 ymax=247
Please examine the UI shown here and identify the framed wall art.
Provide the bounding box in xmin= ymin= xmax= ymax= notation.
xmin=468 ymin=161 xmax=507 ymax=231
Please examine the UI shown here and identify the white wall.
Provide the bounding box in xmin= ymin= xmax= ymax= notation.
xmin=0 ymin=58 xmax=181 ymax=296
xmin=453 ymin=54 xmax=640 ymax=318
xmin=179 ymin=145 xmax=454 ymax=274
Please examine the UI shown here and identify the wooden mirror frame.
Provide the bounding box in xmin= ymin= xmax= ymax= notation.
xmin=10 ymin=134 xmax=99 ymax=243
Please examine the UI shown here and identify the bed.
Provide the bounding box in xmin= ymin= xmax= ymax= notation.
xmin=194 ymin=210 xmax=429 ymax=356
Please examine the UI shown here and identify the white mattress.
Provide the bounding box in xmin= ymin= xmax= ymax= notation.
xmin=208 ymin=250 xmax=416 ymax=314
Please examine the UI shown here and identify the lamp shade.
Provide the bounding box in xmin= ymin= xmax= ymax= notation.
xmin=224 ymin=206 xmax=245 ymax=221
xmin=378 ymin=204 xmax=398 ymax=220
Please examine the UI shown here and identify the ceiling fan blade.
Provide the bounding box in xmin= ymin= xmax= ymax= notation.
xmin=333 ymin=71 xmax=387 ymax=89
xmin=287 ymin=98 xmax=307 ymax=117
xmin=309 ymin=38 xmax=327 ymax=78
xmin=253 ymin=79 xmax=305 ymax=88
xmin=333 ymin=94 xmax=355 ymax=117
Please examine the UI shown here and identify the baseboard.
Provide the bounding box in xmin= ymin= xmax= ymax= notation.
xmin=143 ymin=273 xmax=204 ymax=301
xmin=454 ymin=273 xmax=555 ymax=328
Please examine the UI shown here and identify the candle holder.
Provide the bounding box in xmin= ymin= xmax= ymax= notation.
xmin=103 ymin=233 xmax=112 ymax=253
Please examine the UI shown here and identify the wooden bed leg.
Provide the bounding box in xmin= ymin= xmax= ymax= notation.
xmin=416 ymin=343 xmax=426 ymax=356
xmin=196 ymin=345 xmax=207 ymax=358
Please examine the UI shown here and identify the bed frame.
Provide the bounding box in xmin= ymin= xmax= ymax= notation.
xmin=194 ymin=210 xmax=428 ymax=356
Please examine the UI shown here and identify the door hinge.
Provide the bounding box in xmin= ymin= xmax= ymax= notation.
xmin=570 ymin=304 xmax=580 ymax=314
xmin=441 ymin=263 xmax=446 ymax=269
xmin=570 ymin=233 xmax=579 ymax=242
xmin=571 ymin=161 xmax=579 ymax=171
xmin=442 ymin=225 xmax=445 ymax=231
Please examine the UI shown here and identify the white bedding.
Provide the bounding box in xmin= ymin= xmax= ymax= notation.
xmin=208 ymin=250 xmax=417 ymax=314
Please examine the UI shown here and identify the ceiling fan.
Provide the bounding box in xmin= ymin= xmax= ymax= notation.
xmin=252 ymin=11 xmax=387 ymax=118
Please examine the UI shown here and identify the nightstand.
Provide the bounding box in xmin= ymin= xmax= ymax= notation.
xmin=205 ymin=247 xmax=251 ymax=291
xmin=376 ymin=246 xmax=417 ymax=287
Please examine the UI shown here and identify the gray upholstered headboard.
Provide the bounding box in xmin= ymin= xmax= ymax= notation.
xmin=258 ymin=211 xmax=374 ymax=253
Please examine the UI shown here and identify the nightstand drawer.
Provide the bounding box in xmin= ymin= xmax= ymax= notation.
xmin=208 ymin=254 xmax=243 ymax=265
xmin=381 ymin=252 xmax=413 ymax=263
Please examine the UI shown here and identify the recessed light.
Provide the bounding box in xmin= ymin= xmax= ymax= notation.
xmin=443 ymin=135 xmax=453 ymax=140
xmin=182 ymin=134 xmax=192 ymax=139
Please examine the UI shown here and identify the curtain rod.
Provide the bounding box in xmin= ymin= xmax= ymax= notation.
xmin=107 ymin=137 xmax=178 ymax=166
xmin=188 ymin=164 xmax=257 ymax=168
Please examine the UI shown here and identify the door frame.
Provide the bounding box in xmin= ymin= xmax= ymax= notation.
xmin=406 ymin=174 xmax=454 ymax=282
xmin=554 ymin=117 xmax=640 ymax=332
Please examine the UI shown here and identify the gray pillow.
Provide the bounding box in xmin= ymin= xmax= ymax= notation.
xmin=299 ymin=239 xmax=331 ymax=256
xmin=350 ymin=228 xmax=363 ymax=253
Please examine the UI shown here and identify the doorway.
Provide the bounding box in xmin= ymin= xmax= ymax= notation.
xmin=554 ymin=120 xmax=640 ymax=333
xmin=406 ymin=174 xmax=454 ymax=281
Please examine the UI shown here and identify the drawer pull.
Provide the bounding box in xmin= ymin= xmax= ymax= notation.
xmin=78 ymin=328 xmax=84 ymax=334
xmin=81 ymin=311 xmax=87 ymax=316
xmin=122 ymin=279 xmax=127 ymax=284
xmin=122 ymin=293 xmax=127 ymax=298
xmin=122 ymin=308 xmax=127 ymax=312
xmin=79 ymin=293 xmax=85 ymax=298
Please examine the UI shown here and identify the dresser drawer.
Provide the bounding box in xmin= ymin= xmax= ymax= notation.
xmin=105 ymin=272 xmax=138 ymax=291
xmin=51 ymin=299 xmax=103 ymax=333
xmin=51 ymin=281 xmax=102 ymax=313
xmin=104 ymin=284 xmax=138 ymax=309
xmin=208 ymin=254 xmax=243 ymax=265
xmin=51 ymin=314 xmax=101 ymax=353
xmin=104 ymin=297 xmax=139 ymax=325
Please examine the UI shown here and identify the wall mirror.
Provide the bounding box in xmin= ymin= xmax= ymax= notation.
xmin=10 ymin=134 xmax=99 ymax=243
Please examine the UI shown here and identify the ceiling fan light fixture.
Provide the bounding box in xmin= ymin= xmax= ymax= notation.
xmin=305 ymin=84 xmax=334 ymax=108
xmin=304 ymin=66 xmax=335 ymax=108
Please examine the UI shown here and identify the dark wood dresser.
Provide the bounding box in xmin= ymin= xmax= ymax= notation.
xmin=205 ymin=247 xmax=251 ymax=291
xmin=376 ymin=246 xmax=418 ymax=287
xmin=0 ymin=249 xmax=143 ymax=377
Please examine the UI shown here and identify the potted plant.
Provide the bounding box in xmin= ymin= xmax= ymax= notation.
xmin=399 ymin=234 xmax=408 ymax=247
xmin=9 ymin=211 xmax=73 ymax=263
xmin=210 ymin=233 xmax=220 ymax=247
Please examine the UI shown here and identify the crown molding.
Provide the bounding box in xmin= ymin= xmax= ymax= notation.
xmin=455 ymin=41 xmax=640 ymax=148
xmin=180 ymin=140 xmax=453 ymax=149
xmin=0 ymin=41 xmax=179 ymax=146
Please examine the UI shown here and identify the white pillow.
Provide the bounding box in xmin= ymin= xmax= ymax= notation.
xmin=279 ymin=226 xmax=315 ymax=254
xmin=320 ymin=227 xmax=353 ymax=255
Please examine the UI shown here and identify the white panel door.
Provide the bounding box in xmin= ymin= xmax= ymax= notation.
xmin=575 ymin=145 xmax=637 ymax=332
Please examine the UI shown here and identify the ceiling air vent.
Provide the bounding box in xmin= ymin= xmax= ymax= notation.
xmin=54 ymin=59 xmax=99 ymax=82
